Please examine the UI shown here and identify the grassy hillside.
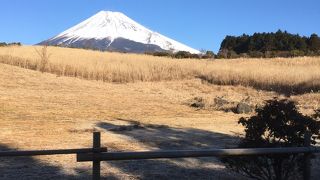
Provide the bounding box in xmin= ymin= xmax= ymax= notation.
xmin=0 ymin=51 xmax=319 ymax=178
xmin=0 ymin=63 xmax=249 ymax=179
xmin=0 ymin=46 xmax=319 ymax=95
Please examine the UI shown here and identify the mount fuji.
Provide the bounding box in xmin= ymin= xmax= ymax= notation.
xmin=39 ymin=11 xmax=200 ymax=54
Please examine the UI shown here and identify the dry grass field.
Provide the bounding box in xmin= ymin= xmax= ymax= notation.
xmin=0 ymin=46 xmax=319 ymax=179
xmin=0 ymin=46 xmax=319 ymax=95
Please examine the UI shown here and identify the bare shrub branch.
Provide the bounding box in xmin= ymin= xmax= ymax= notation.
xmin=35 ymin=45 xmax=51 ymax=73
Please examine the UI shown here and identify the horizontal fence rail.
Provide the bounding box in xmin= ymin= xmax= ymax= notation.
xmin=76 ymin=147 xmax=320 ymax=162
xmin=0 ymin=147 xmax=108 ymax=157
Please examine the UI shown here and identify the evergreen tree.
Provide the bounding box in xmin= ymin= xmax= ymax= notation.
xmin=308 ymin=33 xmax=320 ymax=52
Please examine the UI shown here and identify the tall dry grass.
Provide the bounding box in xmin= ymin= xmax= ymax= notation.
xmin=0 ymin=46 xmax=319 ymax=94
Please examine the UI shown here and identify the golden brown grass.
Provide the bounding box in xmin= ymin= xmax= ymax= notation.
xmin=0 ymin=62 xmax=319 ymax=178
xmin=0 ymin=63 xmax=248 ymax=178
xmin=0 ymin=45 xmax=319 ymax=94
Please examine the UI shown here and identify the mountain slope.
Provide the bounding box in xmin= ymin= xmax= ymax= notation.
xmin=39 ymin=11 xmax=200 ymax=54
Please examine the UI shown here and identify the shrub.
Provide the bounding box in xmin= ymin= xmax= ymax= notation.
xmin=201 ymin=51 xmax=215 ymax=59
xmin=35 ymin=45 xmax=51 ymax=73
xmin=147 ymin=51 xmax=203 ymax=59
xmin=223 ymin=99 xmax=320 ymax=180
xmin=148 ymin=51 xmax=172 ymax=57
xmin=248 ymin=51 xmax=264 ymax=58
xmin=190 ymin=53 xmax=201 ymax=59
xmin=174 ymin=51 xmax=192 ymax=59
xmin=217 ymin=49 xmax=240 ymax=59
xmin=290 ymin=50 xmax=305 ymax=57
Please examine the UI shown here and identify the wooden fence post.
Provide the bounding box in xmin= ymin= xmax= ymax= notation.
xmin=93 ymin=132 xmax=101 ymax=180
xmin=303 ymin=131 xmax=311 ymax=180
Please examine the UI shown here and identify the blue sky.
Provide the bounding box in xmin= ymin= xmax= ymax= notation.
xmin=1 ymin=0 xmax=319 ymax=52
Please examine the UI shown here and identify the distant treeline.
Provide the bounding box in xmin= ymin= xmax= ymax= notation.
xmin=218 ymin=30 xmax=320 ymax=58
xmin=0 ymin=42 xmax=22 ymax=47
xmin=146 ymin=50 xmax=215 ymax=59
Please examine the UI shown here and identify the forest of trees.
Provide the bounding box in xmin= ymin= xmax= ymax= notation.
xmin=0 ymin=42 xmax=21 ymax=47
xmin=218 ymin=30 xmax=320 ymax=58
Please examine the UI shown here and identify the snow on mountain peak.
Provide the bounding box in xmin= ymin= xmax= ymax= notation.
xmin=44 ymin=11 xmax=200 ymax=54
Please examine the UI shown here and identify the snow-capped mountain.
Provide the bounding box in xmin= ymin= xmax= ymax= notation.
xmin=39 ymin=11 xmax=200 ymax=54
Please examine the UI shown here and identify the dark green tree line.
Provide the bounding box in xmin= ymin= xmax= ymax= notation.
xmin=0 ymin=42 xmax=21 ymax=47
xmin=218 ymin=30 xmax=320 ymax=58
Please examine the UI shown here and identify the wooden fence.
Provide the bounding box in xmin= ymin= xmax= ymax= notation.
xmin=0 ymin=132 xmax=319 ymax=180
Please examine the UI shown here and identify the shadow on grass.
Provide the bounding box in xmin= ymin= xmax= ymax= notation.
xmin=96 ymin=118 xmax=243 ymax=179
xmin=197 ymin=75 xmax=320 ymax=96
xmin=0 ymin=119 xmax=243 ymax=179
